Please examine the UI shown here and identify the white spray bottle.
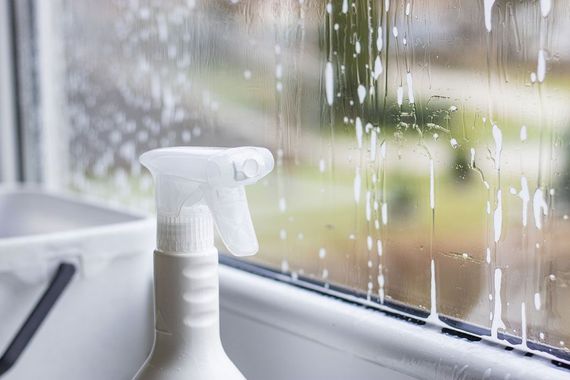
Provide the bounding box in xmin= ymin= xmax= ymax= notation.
xmin=133 ymin=146 xmax=274 ymax=380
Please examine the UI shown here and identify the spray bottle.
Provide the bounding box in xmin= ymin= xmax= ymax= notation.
xmin=133 ymin=146 xmax=274 ymax=380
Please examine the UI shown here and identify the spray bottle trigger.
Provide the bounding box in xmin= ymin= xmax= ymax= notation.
xmin=206 ymin=186 xmax=258 ymax=257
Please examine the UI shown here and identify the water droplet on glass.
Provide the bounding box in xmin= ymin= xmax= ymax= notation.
xmin=450 ymin=138 xmax=459 ymax=149
xmin=325 ymin=62 xmax=334 ymax=106
xmin=357 ymin=85 xmax=366 ymax=103
xmin=279 ymin=197 xmax=287 ymax=212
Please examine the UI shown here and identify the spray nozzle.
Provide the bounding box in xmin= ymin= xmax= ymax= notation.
xmin=140 ymin=146 xmax=274 ymax=256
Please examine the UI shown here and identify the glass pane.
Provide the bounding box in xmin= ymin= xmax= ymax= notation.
xmin=46 ymin=0 xmax=570 ymax=362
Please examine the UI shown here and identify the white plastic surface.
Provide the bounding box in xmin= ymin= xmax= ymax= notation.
xmin=134 ymin=146 xmax=273 ymax=380
xmin=139 ymin=146 xmax=274 ymax=256
xmin=0 ymin=186 xmax=155 ymax=380
xmin=220 ymin=265 xmax=570 ymax=380
xmin=0 ymin=188 xmax=141 ymax=240
xmin=134 ymin=249 xmax=244 ymax=380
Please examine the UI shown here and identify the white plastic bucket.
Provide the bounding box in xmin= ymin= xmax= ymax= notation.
xmin=0 ymin=187 xmax=155 ymax=380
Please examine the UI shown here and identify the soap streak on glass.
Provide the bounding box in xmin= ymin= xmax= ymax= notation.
xmin=56 ymin=0 xmax=570 ymax=363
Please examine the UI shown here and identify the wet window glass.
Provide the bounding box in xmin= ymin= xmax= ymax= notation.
xmin=45 ymin=0 xmax=570 ymax=362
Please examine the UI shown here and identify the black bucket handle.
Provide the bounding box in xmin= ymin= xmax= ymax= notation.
xmin=0 ymin=262 xmax=76 ymax=376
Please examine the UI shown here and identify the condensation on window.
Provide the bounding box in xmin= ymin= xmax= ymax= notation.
xmin=56 ymin=0 xmax=570 ymax=362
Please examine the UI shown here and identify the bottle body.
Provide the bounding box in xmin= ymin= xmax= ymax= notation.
xmin=133 ymin=248 xmax=245 ymax=380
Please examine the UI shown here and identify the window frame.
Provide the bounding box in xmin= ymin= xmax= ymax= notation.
xmin=219 ymin=261 xmax=570 ymax=379
xmin=35 ymin=0 xmax=68 ymax=189
xmin=0 ymin=0 xmax=18 ymax=183
xmin=221 ymin=255 xmax=570 ymax=367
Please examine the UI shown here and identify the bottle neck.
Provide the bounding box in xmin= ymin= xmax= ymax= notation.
xmin=157 ymin=205 xmax=214 ymax=254
xmin=151 ymin=205 xmax=225 ymax=360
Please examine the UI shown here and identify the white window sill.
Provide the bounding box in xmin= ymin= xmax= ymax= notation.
xmin=219 ymin=265 xmax=569 ymax=380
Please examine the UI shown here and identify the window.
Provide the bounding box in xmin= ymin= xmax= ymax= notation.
xmin=27 ymin=0 xmax=570 ymax=364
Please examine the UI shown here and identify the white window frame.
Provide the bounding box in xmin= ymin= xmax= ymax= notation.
xmin=219 ymin=265 xmax=569 ymax=380
xmin=36 ymin=0 xmax=68 ymax=189
xmin=0 ymin=0 xmax=18 ymax=183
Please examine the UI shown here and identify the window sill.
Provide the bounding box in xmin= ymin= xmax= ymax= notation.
xmin=219 ymin=264 xmax=568 ymax=380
